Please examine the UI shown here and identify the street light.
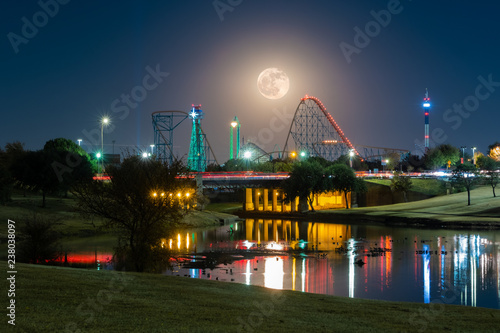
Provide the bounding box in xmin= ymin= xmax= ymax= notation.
xmin=96 ymin=152 xmax=102 ymax=173
xmin=471 ymin=146 xmax=477 ymax=164
xmin=150 ymin=144 xmax=154 ymax=155
xmin=349 ymin=149 xmax=355 ymax=168
xmin=382 ymin=159 xmax=389 ymax=172
xmin=77 ymin=139 xmax=82 ymax=146
xmin=460 ymin=146 xmax=466 ymax=164
xmin=101 ymin=117 xmax=110 ymax=172
xmin=243 ymin=151 xmax=252 ymax=170
xmin=230 ymin=116 xmax=241 ymax=159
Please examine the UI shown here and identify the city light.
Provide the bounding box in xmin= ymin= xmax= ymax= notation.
xmin=243 ymin=151 xmax=252 ymax=159
xmin=423 ymin=102 xmax=431 ymax=108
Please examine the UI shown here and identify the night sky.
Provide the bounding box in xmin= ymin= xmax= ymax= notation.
xmin=2 ymin=0 xmax=500 ymax=162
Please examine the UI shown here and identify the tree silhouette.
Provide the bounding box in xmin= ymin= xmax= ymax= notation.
xmin=476 ymin=155 xmax=499 ymax=197
xmin=73 ymin=156 xmax=192 ymax=272
xmin=282 ymin=160 xmax=325 ymax=211
xmin=451 ymin=163 xmax=478 ymax=206
xmin=390 ymin=171 xmax=413 ymax=202
xmin=327 ymin=163 xmax=366 ymax=209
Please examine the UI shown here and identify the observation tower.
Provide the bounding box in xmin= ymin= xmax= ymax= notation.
xmin=423 ymin=89 xmax=431 ymax=151
xmin=187 ymin=105 xmax=206 ymax=172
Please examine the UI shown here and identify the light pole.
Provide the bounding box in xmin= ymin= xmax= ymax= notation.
xmin=101 ymin=117 xmax=110 ymax=173
xmin=96 ymin=152 xmax=102 ymax=174
xmin=460 ymin=146 xmax=466 ymax=164
xmin=150 ymin=144 xmax=154 ymax=155
xmin=349 ymin=149 xmax=355 ymax=168
xmin=230 ymin=116 xmax=240 ymax=160
xmin=243 ymin=151 xmax=252 ymax=170
xmin=471 ymin=146 xmax=476 ymax=165
xmin=382 ymin=159 xmax=389 ymax=172
xmin=77 ymin=139 xmax=82 ymax=146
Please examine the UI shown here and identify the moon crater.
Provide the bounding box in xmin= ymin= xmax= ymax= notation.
xmin=257 ymin=68 xmax=289 ymax=100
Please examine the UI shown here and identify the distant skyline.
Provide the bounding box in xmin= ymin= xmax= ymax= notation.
xmin=2 ymin=1 xmax=500 ymax=161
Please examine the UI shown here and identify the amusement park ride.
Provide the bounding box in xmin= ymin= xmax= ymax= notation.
xmin=152 ymin=94 xmax=418 ymax=169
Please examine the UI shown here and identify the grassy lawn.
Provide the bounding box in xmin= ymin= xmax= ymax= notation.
xmin=324 ymin=185 xmax=500 ymax=225
xmin=365 ymin=178 xmax=447 ymax=196
xmin=0 ymin=194 xmax=105 ymax=236
xmin=7 ymin=262 xmax=499 ymax=332
xmin=205 ymin=202 xmax=242 ymax=214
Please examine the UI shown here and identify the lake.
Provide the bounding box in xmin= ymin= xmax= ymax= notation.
xmin=164 ymin=219 xmax=500 ymax=310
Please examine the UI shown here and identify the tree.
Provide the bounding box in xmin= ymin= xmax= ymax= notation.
xmin=333 ymin=154 xmax=368 ymax=171
xmin=384 ymin=152 xmax=401 ymax=171
xmin=404 ymin=153 xmax=425 ymax=172
xmin=10 ymin=139 xmax=94 ymax=207
xmin=221 ymin=158 xmax=247 ymax=171
xmin=476 ymin=155 xmax=499 ymax=197
xmin=18 ymin=212 xmax=61 ymax=264
xmin=327 ymin=163 xmax=366 ymax=209
xmin=0 ymin=142 xmax=26 ymax=201
xmin=72 ymin=156 xmax=191 ymax=272
xmin=282 ymin=160 xmax=325 ymax=211
xmin=488 ymin=142 xmax=500 ymax=161
xmin=451 ymin=163 xmax=478 ymax=206
xmin=390 ymin=171 xmax=413 ymax=202
xmin=12 ymin=150 xmax=60 ymax=207
xmin=43 ymin=138 xmax=95 ymax=195
xmin=0 ymin=148 xmax=13 ymax=203
xmin=425 ymin=144 xmax=460 ymax=170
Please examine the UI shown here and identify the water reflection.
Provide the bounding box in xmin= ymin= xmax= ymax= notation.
xmin=164 ymin=219 xmax=500 ymax=309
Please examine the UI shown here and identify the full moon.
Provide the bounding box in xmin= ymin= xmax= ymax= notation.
xmin=257 ymin=67 xmax=289 ymax=100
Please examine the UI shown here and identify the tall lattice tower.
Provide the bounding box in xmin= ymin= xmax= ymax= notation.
xmin=188 ymin=105 xmax=206 ymax=172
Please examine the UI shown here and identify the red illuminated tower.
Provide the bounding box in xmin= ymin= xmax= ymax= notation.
xmin=423 ymin=89 xmax=430 ymax=151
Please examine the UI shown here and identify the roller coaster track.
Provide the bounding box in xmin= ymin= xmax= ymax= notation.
xmin=283 ymin=95 xmax=360 ymax=161
xmin=283 ymin=95 xmax=408 ymax=162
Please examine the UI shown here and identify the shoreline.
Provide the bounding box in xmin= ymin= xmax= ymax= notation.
xmin=236 ymin=210 xmax=500 ymax=230
xmin=235 ymin=186 xmax=500 ymax=230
